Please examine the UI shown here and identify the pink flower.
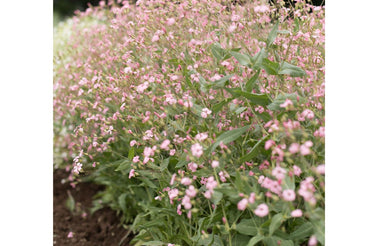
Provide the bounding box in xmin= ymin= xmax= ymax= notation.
xmin=129 ymin=169 xmax=135 ymax=179
xmin=182 ymin=195 xmax=192 ymax=209
xmin=170 ymin=173 xmax=176 ymax=185
xmin=248 ymin=192 xmax=255 ymax=204
xmin=133 ymin=156 xmax=140 ymax=163
xmin=211 ymin=160 xmax=219 ymax=168
xmin=206 ymin=176 xmax=218 ymax=191
xmin=254 ymin=5 xmax=270 ymax=13
xmin=168 ymin=188 xmax=179 ymax=204
xmin=201 ymin=108 xmax=212 ymax=118
xmin=177 ymin=204 xmax=182 ymax=215
xmin=289 ymin=143 xmax=300 ymax=154
xmin=308 ymin=235 xmax=318 ymax=246
xmin=272 ymin=166 xmax=287 ymax=180
xmin=166 ymin=18 xmax=175 ymax=25
xmin=130 ymin=140 xmax=137 ymax=147
xmin=188 ymin=162 xmax=198 ymax=172
xmin=282 ymin=189 xmax=296 ymax=201
xmin=191 ymin=143 xmax=203 ymax=157
xmin=264 ymin=139 xmax=275 ymax=150
xmin=195 ymin=132 xmax=208 ymax=141
xmin=293 ymin=165 xmax=302 ymax=176
xmin=152 ymin=35 xmax=159 ymax=42
xmin=219 ymin=171 xmax=229 ymax=182
xmin=237 ymin=198 xmax=248 ymax=211
xmin=254 ymin=204 xmax=269 ymax=217
xmin=291 ymin=209 xmax=303 ymax=217
xmin=160 ymin=139 xmax=170 ymax=150
xmin=300 ymin=145 xmax=311 ymax=156
xmin=185 ymin=185 xmax=197 ymax=198
xmin=169 ymin=149 xmax=176 ymax=156
xmin=67 ymin=231 xmax=73 ymax=238
xmin=181 ymin=177 xmax=192 ymax=186
xmin=316 ymin=164 xmax=325 ymax=175
xmin=280 ymin=99 xmax=293 ymax=108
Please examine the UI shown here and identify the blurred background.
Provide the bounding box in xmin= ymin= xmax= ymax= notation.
xmin=54 ymin=0 xmax=101 ymax=26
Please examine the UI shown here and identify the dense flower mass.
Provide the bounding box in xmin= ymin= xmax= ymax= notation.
xmin=54 ymin=0 xmax=325 ymax=245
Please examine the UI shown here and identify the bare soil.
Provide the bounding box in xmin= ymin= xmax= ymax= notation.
xmin=53 ymin=169 xmax=133 ymax=245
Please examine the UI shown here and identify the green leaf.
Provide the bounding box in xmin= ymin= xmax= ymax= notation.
xmin=65 ymin=191 xmax=75 ymax=213
xmin=289 ymin=222 xmax=314 ymax=240
xmin=213 ymin=98 xmax=232 ymax=113
xmin=160 ymin=158 xmax=170 ymax=171
xmin=206 ymin=125 xmax=249 ymax=154
xmin=225 ymin=88 xmax=271 ymax=106
xmin=232 ymin=234 xmax=251 ymax=246
xmin=211 ymin=43 xmax=228 ymax=61
xmin=247 ymin=235 xmax=264 ymax=246
xmin=263 ymin=237 xmax=294 ymax=246
xmin=266 ymin=22 xmax=279 ymax=48
xmin=240 ymin=135 xmax=269 ymax=162
xmin=278 ymin=62 xmax=306 ymax=77
xmin=236 ymin=219 xmax=258 ymax=236
xmin=142 ymin=241 xmax=165 ymax=246
xmin=282 ymin=175 xmax=295 ymax=190
xmin=210 ymin=74 xmax=233 ymax=88
xmin=115 ymin=159 xmax=131 ymax=171
xmin=267 ymin=93 xmax=298 ymax=111
xmin=245 ymin=70 xmax=260 ymax=92
xmin=230 ymin=51 xmax=252 ymax=66
xmin=261 ymin=58 xmax=279 ymax=75
xmin=138 ymin=177 xmax=157 ymax=189
xmin=252 ymin=48 xmax=267 ymax=70
xmin=269 ymin=213 xmax=284 ymax=236
xmin=128 ymin=147 xmax=135 ymax=160
xmin=211 ymin=191 xmax=223 ymax=205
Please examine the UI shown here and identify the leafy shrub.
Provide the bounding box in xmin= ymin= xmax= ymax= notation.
xmin=54 ymin=0 xmax=325 ymax=245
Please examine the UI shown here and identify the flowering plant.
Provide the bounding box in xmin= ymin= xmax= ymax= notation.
xmin=54 ymin=0 xmax=325 ymax=245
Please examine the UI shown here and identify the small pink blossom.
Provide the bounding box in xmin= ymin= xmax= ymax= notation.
xmin=280 ymin=99 xmax=293 ymax=108
xmin=316 ymin=164 xmax=325 ymax=175
xmin=191 ymin=143 xmax=203 ymax=157
xmin=293 ymin=165 xmax=302 ymax=176
xmin=264 ymin=139 xmax=275 ymax=150
xmin=188 ymin=162 xmax=198 ymax=172
xmin=130 ymin=140 xmax=137 ymax=147
xmin=185 ymin=185 xmax=197 ymax=198
xmin=272 ymin=166 xmax=287 ymax=180
xmin=254 ymin=204 xmax=269 ymax=217
xmin=182 ymin=195 xmax=192 ymax=209
xmin=248 ymin=192 xmax=255 ymax=204
xmin=289 ymin=143 xmax=300 ymax=154
xmin=181 ymin=177 xmax=192 ymax=186
xmin=166 ymin=18 xmax=175 ymax=26
xmin=291 ymin=209 xmax=303 ymax=217
xmin=67 ymin=231 xmax=73 ymax=238
xmin=195 ymin=132 xmax=208 ymax=141
xmin=300 ymin=144 xmax=311 ymax=156
xmin=152 ymin=35 xmax=159 ymax=42
xmin=308 ymin=235 xmax=318 ymax=246
xmin=211 ymin=160 xmax=219 ymax=168
xmin=169 ymin=149 xmax=176 ymax=156
xmin=133 ymin=156 xmax=140 ymax=163
xmin=129 ymin=169 xmax=135 ymax=179
xmin=282 ymin=189 xmax=296 ymax=201
xmin=177 ymin=204 xmax=182 ymax=215
xmin=160 ymin=139 xmax=171 ymax=150
xmin=170 ymin=173 xmax=176 ymax=185
xmin=237 ymin=198 xmax=248 ymax=211
xmin=201 ymin=108 xmax=212 ymax=118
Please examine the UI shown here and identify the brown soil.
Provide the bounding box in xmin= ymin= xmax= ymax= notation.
xmin=53 ymin=169 xmax=133 ymax=246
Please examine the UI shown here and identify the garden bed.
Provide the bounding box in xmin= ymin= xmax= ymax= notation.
xmin=53 ymin=169 xmax=133 ymax=245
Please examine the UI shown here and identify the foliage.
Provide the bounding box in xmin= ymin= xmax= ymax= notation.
xmin=54 ymin=1 xmax=325 ymax=245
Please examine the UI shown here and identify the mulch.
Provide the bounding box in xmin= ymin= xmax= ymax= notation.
xmin=53 ymin=169 xmax=133 ymax=246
